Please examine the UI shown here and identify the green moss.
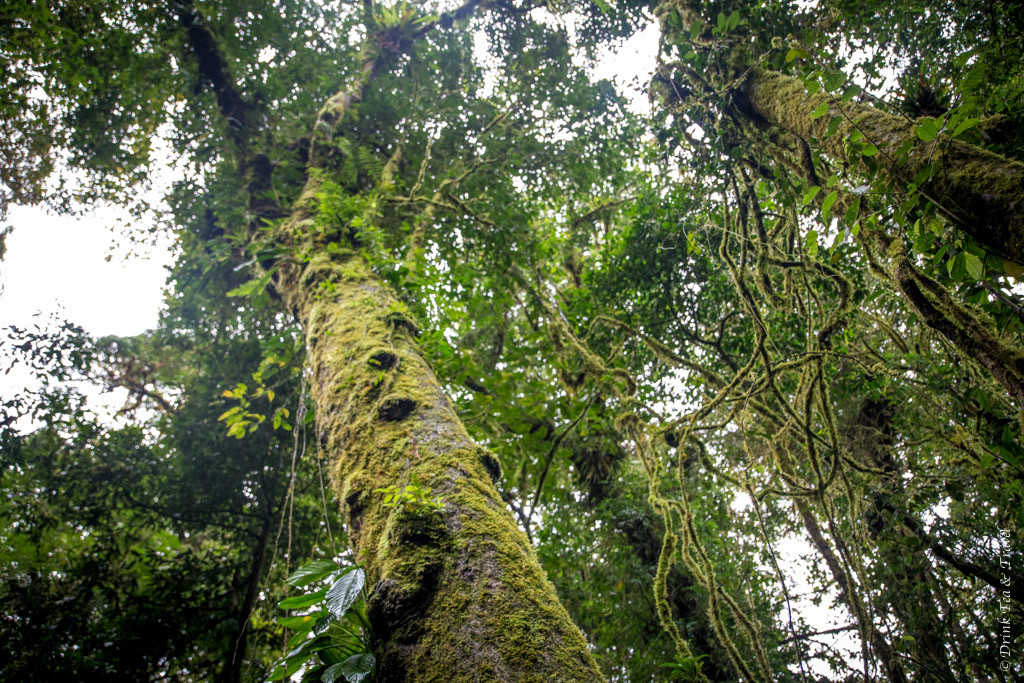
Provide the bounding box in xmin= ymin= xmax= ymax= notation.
xmin=272 ymin=231 xmax=603 ymax=680
xmin=744 ymin=67 xmax=1024 ymax=265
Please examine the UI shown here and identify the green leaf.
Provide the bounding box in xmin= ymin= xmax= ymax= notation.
xmin=810 ymin=102 xmax=829 ymax=119
xmin=916 ymin=118 xmax=940 ymax=142
xmin=955 ymin=48 xmax=978 ymax=68
xmin=830 ymin=228 xmax=847 ymax=250
xmin=1004 ymin=258 xmax=1024 ymax=278
xmin=226 ymin=270 xmax=274 ymax=298
xmin=288 ymin=559 xmax=341 ymax=587
xmin=276 ymin=642 xmax=316 ymax=682
xmin=802 ymin=186 xmax=821 ymax=205
xmin=323 ymin=663 xmax=347 ymax=683
xmin=279 ymin=615 xmax=320 ymax=631
xmin=786 ymin=48 xmax=809 ymax=63
xmin=952 ymin=117 xmax=980 ymax=138
xmin=962 ymin=64 xmax=986 ymax=91
xmin=690 ymin=20 xmax=703 ymax=41
xmin=913 ymin=164 xmax=936 ymax=185
xmin=861 ymin=143 xmax=878 ymax=156
xmin=805 ymin=230 xmax=819 ymax=257
xmin=894 ymin=137 xmax=916 ymax=159
xmin=844 ymin=197 xmax=861 ymax=226
xmin=716 ymin=11 xmax=727 ymax=33
xmin=339 ymin=653 xmax=376 ymax=683
xmin=948 ymin=252 xmax=965 ymax=279
xmin=287 ymin=628 xmax=311 ymax=650
xmin=727 ymin=9 xmax=741 ymax=30
xmin=841 ymin=84 xmax=862 ymax=102
xmin=823 ymin=115 xmax=842 ymax=138
xmin=313 ymin=614 xmax=334 ymax=635
xmin=821 ymin=190 xmax=838 ymax=222
xmin=280 ymin=587 xmax=328 ymax=610
xmin=824 ymin=72 xmax=845 ymax=91
xmin=964 ymin=252 xmax=984 ymax=280
xmin=326 ymin=568 xmax=365 ymax=618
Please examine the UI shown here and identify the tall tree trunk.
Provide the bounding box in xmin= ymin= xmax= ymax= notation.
xmin=270 ymin=180 xmax=604 ymax=681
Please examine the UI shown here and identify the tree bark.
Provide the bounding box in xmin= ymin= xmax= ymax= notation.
xmin=270 ymin=181 xmax=604 ymax=681
xmin=221 ymin=515 xmax=272 ymax=683
xmin=741 ymin=67 xmax=1024 ymax=267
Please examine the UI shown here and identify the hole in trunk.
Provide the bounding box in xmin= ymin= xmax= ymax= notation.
xmin=379 ymin=397 xmax=416 ymax=422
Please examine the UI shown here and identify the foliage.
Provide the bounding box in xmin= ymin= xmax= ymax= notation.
xmin=375 ymin=477 xmax=446 ymax=513
xmin=2 ymin=0 xmax=1023 ymax=681
xmin=270 ymin=560 xmax=375 ymax=683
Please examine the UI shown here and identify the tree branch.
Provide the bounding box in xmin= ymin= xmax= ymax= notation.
xmin=174 ymin=0 xmax=251 ymax=154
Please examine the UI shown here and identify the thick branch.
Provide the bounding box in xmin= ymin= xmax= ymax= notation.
xmin=743 ymin=67 xmax=1024 ymax=266
xmin=175 ymin=1 xmax=251 ymax=153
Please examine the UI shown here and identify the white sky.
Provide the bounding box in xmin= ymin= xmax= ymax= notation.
xmin=0 ymin=204 xmax=173 ymax=337
xmin=0 ymin=203 xmax=175 ymax=418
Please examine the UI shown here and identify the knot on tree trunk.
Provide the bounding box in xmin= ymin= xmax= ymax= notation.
xmin=368 ymin=507 xmax=449 ymax=643
xmin=379 ymin=396 xmax=417 ymax=422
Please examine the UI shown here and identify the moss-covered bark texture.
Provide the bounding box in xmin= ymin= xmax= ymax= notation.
xmin=743 ymin=67 xmax=1024 ymax=267
xmin=274 ymin=186 xmax=603 ymax=682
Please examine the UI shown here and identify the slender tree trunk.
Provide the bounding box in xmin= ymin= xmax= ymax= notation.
xmin=772 ymin=442 xmax=908 ymax=683
xmin=848 ymin=399 xmax=954 ymax=681
xmin=741 ymin=67 xmax=1024 ymax=266
xmin=269 ymin=179 xmax=604 ymax=681
xmin=221 ymin=516 xmax=272 ymax=683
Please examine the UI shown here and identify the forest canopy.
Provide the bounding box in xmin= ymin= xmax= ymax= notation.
xmin=1 ymin=0 xmax=1022 ymax=681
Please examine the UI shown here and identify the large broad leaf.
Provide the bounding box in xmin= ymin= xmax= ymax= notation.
xmin=288 ymin=559 xmax=341 ymax=587
xmin=326 ymin=568 xmax=365 ymax=618
xmin=279 ymin=614 xmax=321 ymax=631
xmin=322 ymin=663 xmax=346 ymax=683
xmin=280 ymin=587 xmax=328 ymax=609
xmin=271 ymin=635 xmax=324 ymax=681
xmin=313 ymin=614 xmax=335 ymax=635
xmin=332 ymin=653 xmax=375 ymax=683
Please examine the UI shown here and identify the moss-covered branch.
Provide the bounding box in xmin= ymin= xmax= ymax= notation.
xmin=743 ymin=67 xmax=1024 ymax=266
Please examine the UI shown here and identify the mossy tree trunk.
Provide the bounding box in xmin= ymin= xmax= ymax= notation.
xmin=741 ymin=67 xmax=1024 ymax=267
xmin=269 ymin=177 xmax=604 ymax=681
